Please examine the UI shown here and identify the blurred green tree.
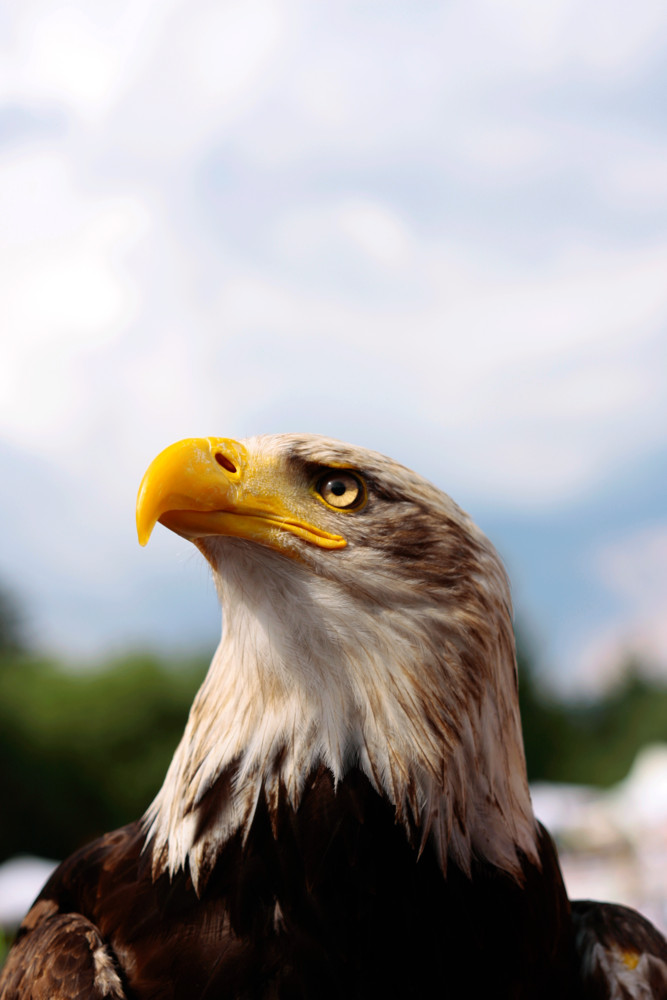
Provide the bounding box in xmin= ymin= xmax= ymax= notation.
xmin=0 ymin=584 xmax=24 ymax=655
xmin=0 ymin=651 xmax=207 ymax=861
xmin=518 ymin=641 xmax=667 ymax=787
xmin=516 ymin=630 xmax=572 ymax=782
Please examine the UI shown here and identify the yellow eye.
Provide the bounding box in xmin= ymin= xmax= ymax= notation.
xmin=316 ymin=471 xmax=365 ymax=510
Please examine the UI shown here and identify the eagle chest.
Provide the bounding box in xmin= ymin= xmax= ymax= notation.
xmin=92 ymin=770 xmax=575 ymax=999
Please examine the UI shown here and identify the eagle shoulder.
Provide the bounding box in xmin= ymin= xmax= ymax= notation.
xmin=0 ymin=824 xmax=142 ymax=1000
xmin=572 ymin=900 xmax=667 ymax=999
xmin=0 ymin=903 xmax=125 ymax=1000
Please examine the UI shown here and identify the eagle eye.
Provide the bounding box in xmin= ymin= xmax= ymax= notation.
xmin=315 ymin=470 xmax=365 ymax=510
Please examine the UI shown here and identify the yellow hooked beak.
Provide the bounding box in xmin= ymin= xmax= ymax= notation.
xmin=136 ymin=437 xmax=347 ymax=552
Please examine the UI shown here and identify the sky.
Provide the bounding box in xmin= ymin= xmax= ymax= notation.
xmin=1 ymin=0 xmax=666 ymax=695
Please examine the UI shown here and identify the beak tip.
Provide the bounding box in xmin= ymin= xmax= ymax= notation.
xmin=137 ymin=528 xmax=153 ymax=549
xmin=136 ymin=516 xmax=154 ymax=547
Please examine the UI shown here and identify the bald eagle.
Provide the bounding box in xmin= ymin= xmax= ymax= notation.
xmin=1 ymin=434 xmax=666 ymax=999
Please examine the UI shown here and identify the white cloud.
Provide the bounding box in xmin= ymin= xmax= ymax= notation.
xmin=596 ymin=525 xmax=667 ymax=608
xmin=474 ymin=0 xmax=667 ymax=77
xmin=2 ymin=152 xmax=666 ymax=504
xmin=576 ymin=526 xmax=667 ymax=691
xmin=183 ymin=229 xmax=667 ymax=505
xmin=1 ymin=0 xmax=667 ymax=657
xmin=0 ymin=2 xmax=153 ymax=119
xmin=0 ymin=147 xmax=146 ymax=452
xmin=604 ymin=151 xmax=667 ymax=211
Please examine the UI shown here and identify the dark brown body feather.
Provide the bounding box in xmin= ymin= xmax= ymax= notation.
xmin=2 ymin=769 xmax=579 ymax=1000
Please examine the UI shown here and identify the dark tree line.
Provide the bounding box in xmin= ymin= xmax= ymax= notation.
xmin=518 ymin=637 xmax=667 ymax=787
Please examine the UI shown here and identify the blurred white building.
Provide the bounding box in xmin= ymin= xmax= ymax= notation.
xmin=0 ymin=856 xmax=58 ymax=930
xmin=532 ymin=743 xmax=667 ymax=933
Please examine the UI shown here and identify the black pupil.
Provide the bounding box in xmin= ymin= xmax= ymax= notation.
xmin=330 ymin=480 xmax=347 ymax=496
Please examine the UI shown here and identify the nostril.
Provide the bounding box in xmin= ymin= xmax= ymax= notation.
xmin=215 ymin=453 xmax=237 ymax=474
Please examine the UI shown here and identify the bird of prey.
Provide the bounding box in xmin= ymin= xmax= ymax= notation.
xmin=1 ymin=433 xmax=666 ymax=999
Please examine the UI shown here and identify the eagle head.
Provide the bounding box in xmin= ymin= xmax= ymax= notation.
xmin=137 ymin=434 xmax=538 ymax=888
